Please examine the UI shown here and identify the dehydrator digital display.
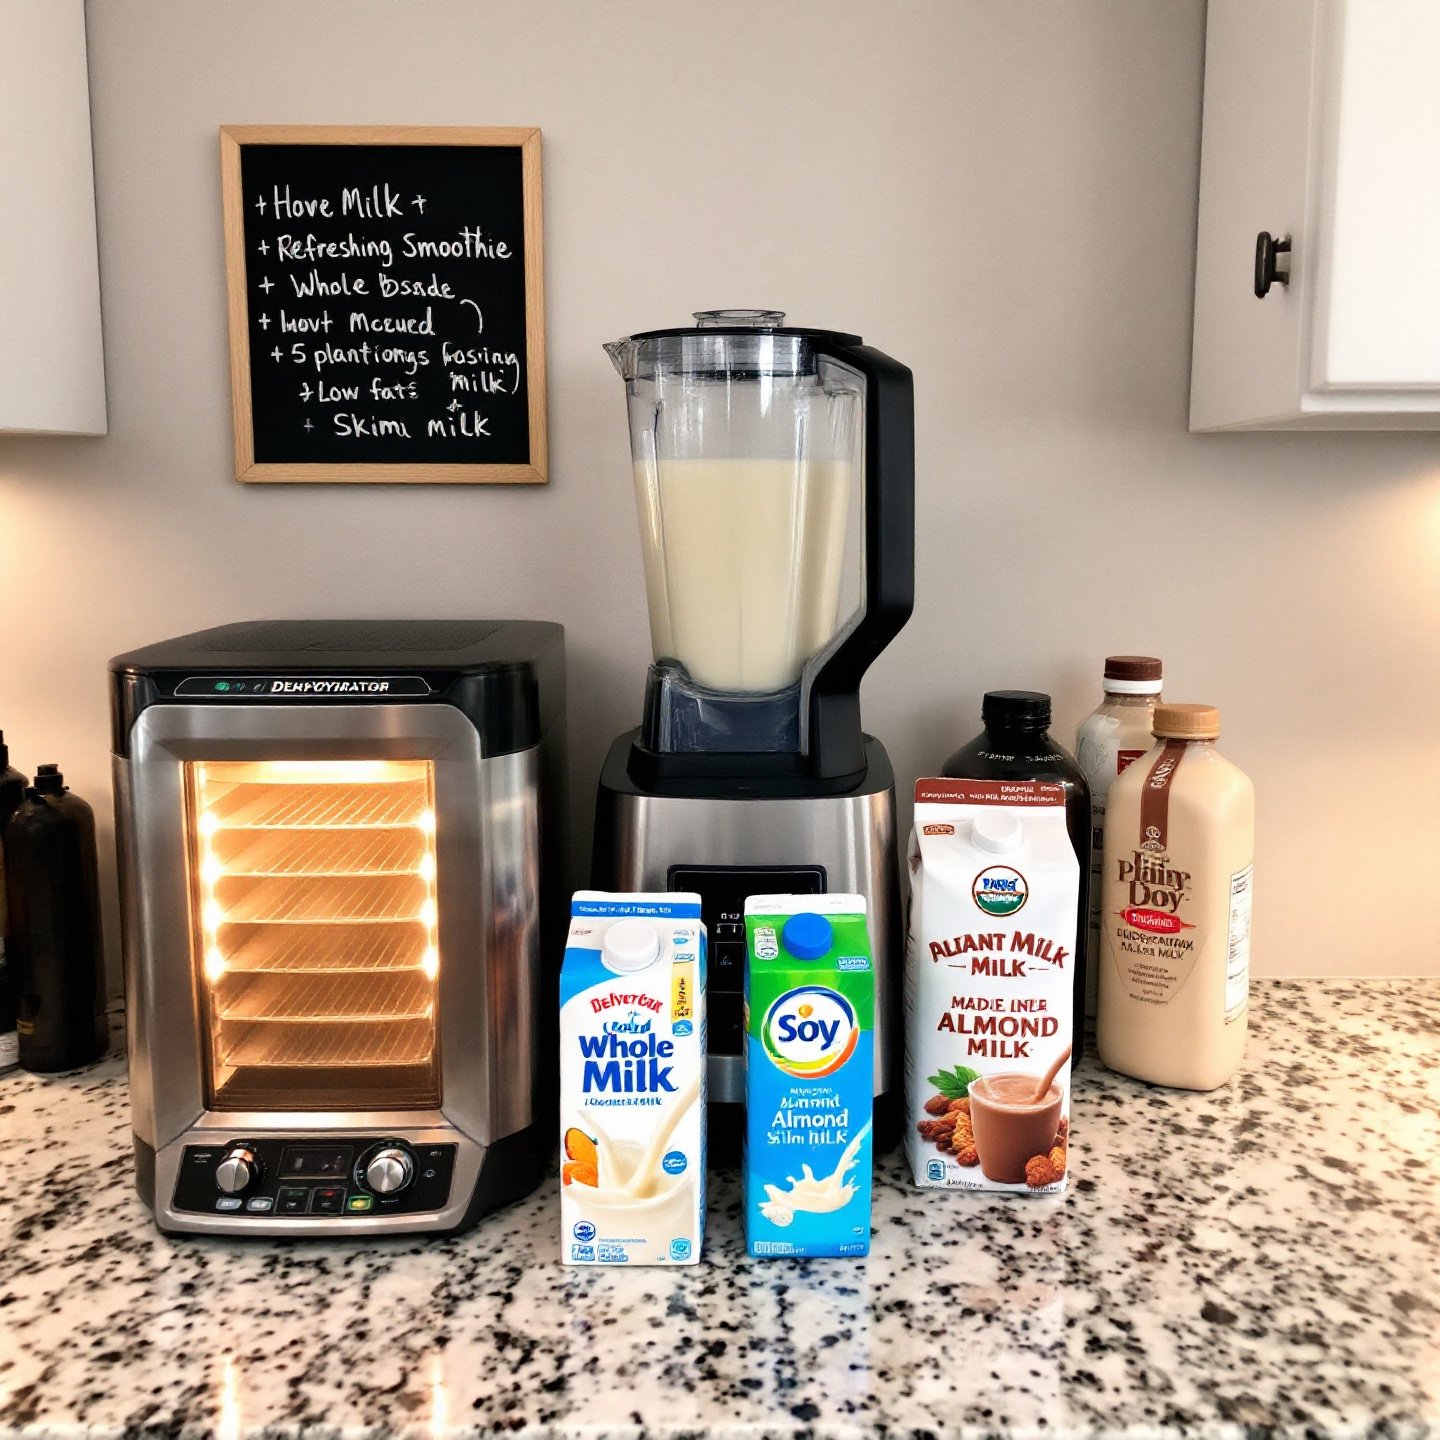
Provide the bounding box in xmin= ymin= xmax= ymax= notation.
xmin=278 ymin=1145 xmax=353 ymax=1179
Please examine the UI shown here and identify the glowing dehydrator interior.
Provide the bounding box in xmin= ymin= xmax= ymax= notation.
xmin=188 ymin=759 xmax=441 ymax=1111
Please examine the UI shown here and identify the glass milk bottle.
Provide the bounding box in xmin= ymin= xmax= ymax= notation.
xmin=1075 ymin=656 xmax=1163 ymax=1017
xmin=1097 ymin=704 xmax=1254 ymax=1091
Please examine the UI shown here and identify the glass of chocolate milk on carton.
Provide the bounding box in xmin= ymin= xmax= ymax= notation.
xmin=744 ymin=895 xmax=874 ymax=1257
xmin=905 ymin=779 xmax=1079 ymax=1193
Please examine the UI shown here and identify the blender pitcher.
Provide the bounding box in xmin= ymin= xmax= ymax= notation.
xmin=605 ymin=311 xmax=913 ymax=780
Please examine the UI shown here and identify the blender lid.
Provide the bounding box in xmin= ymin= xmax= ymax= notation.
xmin=605 ymin=310 xmax=865 ymax=380
xmin=618 ymin=309 xmax=862 ymax=344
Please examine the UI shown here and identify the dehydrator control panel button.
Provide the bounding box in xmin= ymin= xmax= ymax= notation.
xmin=172 ymin=1138 xmax=457 ymax=1218
xmin=214 ymin=1145 xmax=260 ymax=1195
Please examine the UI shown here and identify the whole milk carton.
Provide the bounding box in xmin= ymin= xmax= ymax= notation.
xmin=560 ymin=891 xmax=706 ymax=1265
xmin=744 ymin=894 xmax=874 ymax=1258
xmin=905 ymin=780 xmax=1079 ymax=1194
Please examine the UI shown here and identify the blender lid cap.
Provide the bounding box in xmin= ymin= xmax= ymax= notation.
xmin=695 ymin=309 xmax=785 ymax=328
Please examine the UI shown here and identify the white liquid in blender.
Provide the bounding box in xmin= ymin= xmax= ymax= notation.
xmin=638 ymin=458 xmax=851 ymax=693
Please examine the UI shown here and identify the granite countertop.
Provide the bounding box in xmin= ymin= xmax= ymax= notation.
xmin=0 ymin=978 xmax=1435 ymax=1440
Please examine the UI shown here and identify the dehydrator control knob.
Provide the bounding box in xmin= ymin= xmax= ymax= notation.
xmin=215 ymin=1146 xmax=260 ymax=1195
xmin=365 ymin=1146 xmax=414 ymax=1195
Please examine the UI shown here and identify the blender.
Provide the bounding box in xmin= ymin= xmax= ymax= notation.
xmin=591 ymin=310 xmax=914 ymax=1150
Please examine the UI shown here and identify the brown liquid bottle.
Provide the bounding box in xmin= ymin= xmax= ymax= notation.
xmin=5 ymin=765 xmax=108 ymax=1072
xmin=0 ymin=732 xmax=25 ymax=1075
xmin=1096 ymin=704 xmax=1254 ymax=1091
xmin=942 ymin=691 xmax=1091 ymax=1060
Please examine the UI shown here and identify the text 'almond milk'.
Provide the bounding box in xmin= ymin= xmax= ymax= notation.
xmin=905 ymin=779 xmax=1078 ymax=1194
xmin=560 ymin=892 xmax=706 ymax=1265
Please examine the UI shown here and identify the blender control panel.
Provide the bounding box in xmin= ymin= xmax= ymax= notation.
xmin=668 ymin=865 xmax=826 ymax=1056
xmin=172 ymin=1137 xmax=456 ymax=1218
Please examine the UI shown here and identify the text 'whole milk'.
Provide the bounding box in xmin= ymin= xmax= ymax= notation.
xmin=744 ymin=894 xmax=874 ymax=1258
xmin=905 ymin=780 xmax=1078 ymax=1194
xmin=560 ymin=891 xmax=706 ymax=1264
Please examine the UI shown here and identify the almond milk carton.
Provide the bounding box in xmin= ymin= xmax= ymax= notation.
xmin=744 ymin=894 xmax=874 ymax=1258
xmin=560 ymin=891 xmax=706 ymax=1265
xmin=905 ymin=780 xmax=1078 ymax=1194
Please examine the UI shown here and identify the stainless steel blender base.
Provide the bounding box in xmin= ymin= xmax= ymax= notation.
xmin=591 ymin=733 xmax=902 ymax=1106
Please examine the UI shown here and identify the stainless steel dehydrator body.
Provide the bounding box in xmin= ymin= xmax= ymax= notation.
xmin=110 ymin=621 xmax=565 ymax=1236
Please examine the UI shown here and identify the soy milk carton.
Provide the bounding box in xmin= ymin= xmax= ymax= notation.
xmin=560 ymin=891 xmax=706 ymax=1265
xmin=905 ymin=780 xmax=1079 ymax=1194
xmin=744 ymin=894 xmax=874 ymax=1258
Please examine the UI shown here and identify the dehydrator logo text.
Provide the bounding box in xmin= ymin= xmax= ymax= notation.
xmin=268 ymin=679 xmax=394 ymax=695
xmin=972 ymin=865 xmax=1029 ymax=917
xmin=762 ymin=986 xmax=858 ymax=1079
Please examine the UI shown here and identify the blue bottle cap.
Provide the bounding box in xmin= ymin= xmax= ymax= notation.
xmin=781 ymin=912 xmax=833 ymax=961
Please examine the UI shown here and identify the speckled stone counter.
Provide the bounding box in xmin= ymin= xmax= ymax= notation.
xmin=1 ymin=979 xmax=1435 ymax=1439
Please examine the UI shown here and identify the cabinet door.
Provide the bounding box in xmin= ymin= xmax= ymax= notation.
xmin=1190 ymin=0 xmax=1322 ymax=431
xmin=1311 ymin=0 xmax=1440 ymax=391
xmin=1191 ymin=0 xmax=1440 ymax=428
xmin=0 ymin=0 xmax=106 ymax=434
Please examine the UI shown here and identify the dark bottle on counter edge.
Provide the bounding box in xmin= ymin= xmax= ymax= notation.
xmin=0 ymin=732 xmax=28 ymax=1076
xmin=942 ymin=690 xmax=1092 ymax=1063
xmin=5 ymin=765 xmax=108 ymax=1072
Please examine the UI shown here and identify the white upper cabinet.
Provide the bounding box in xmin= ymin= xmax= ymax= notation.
xmin=0 ymin=0 xmax=106 ymax=435
xmin=1191 ymin=0 xmax=1440 ymax=430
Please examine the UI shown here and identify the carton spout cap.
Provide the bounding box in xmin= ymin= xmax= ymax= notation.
xmin=972 ymin=810 xmax=1023 ymax=855
xmin=601 ymin=918 xmax=661 ymax=973
xmin=781 ymin=912 xmax=834 ymax=961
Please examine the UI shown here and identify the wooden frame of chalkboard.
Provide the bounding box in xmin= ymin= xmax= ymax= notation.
xmin=220 ymin=125 xmax=546 ymax=484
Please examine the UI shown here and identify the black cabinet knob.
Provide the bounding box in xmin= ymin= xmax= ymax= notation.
xmin=1254 ymin=231 xmax=1292 ymax=298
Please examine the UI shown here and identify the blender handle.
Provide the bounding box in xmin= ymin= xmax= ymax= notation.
xmin=807 ymin=343 xmax=915 ymax=781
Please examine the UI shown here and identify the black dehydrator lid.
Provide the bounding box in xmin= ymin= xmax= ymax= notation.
xmin=109 ymin=620 xmax=565 ymax=758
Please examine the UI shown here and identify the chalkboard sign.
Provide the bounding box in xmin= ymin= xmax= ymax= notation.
xmin=220 ymin=126 xmax=546 ymax=484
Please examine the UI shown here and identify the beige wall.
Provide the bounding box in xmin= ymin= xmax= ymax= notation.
xmin=1 ymin=0 xmax=1436 ymax=986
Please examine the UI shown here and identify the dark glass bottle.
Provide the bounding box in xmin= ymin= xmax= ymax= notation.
xmin=5 ymin=765 xmax=108 ymax=1072
xmin=942 ymin=691 xmax=1092 ymax=1061
xmin=0 ymin=733 xmax=26 ymax=1075
xmin=0 ymin=737 xmax=24 ymax=826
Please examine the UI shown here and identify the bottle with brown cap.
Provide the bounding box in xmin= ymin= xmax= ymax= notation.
xmin=1096 ymin=704 xmax=1254 ymax=1091
xmin=1076 ymin=657 xmax=1163 ymax=1018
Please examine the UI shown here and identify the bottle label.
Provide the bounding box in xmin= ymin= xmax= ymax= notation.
xmin=1105 ymin=743 xmax=1202 ymax=1006
xmin=1138 ymin=741 xmax=1187 ymax=851
xmin=0 ymin=1029 xmax=15 ymax=1067
xmin=1077 ymin=734 xmax=1152 ymax=1014
xmin=1225 ymin=865 xmax=1253 ymax=1023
